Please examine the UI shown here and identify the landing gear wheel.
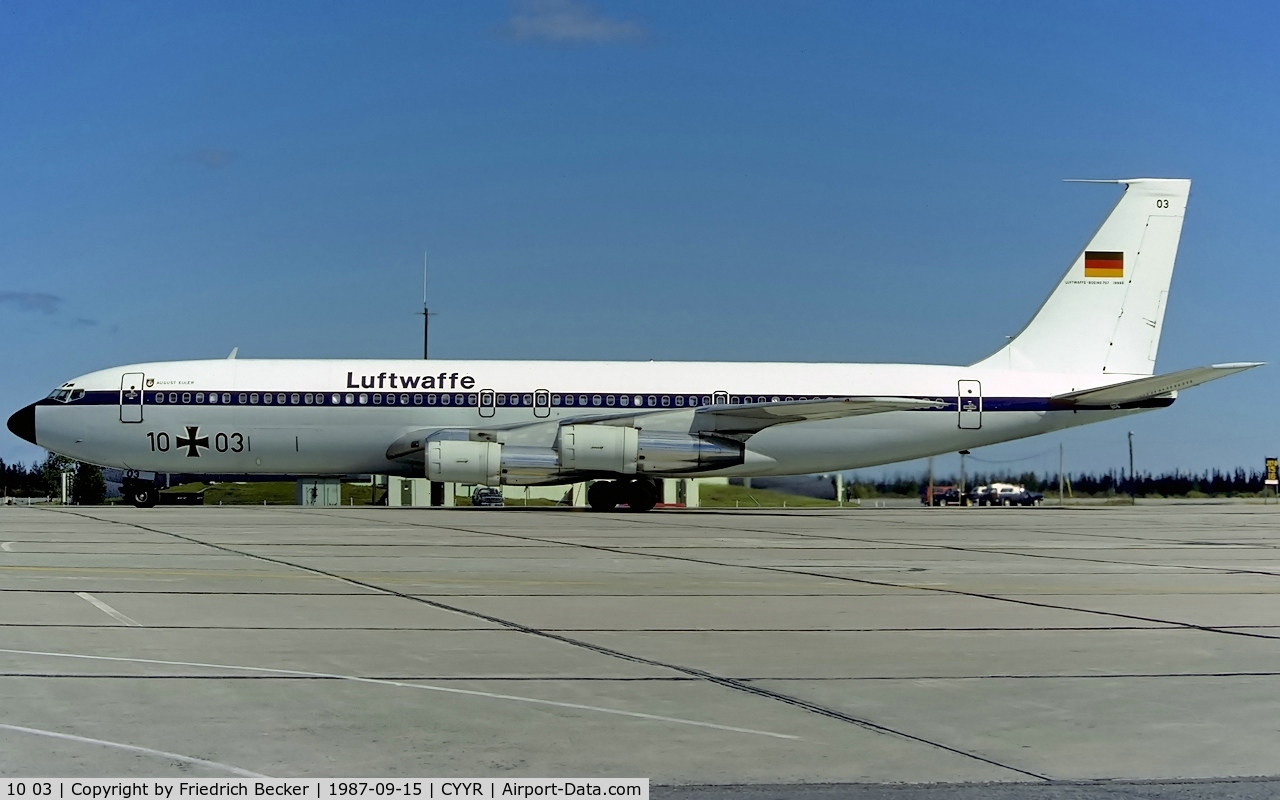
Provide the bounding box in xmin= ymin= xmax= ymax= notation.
xmin=587 ymin=481 xmax=618 ymax=511
xmin=622 ymin=480 xmax=658 ymax=512
xmin=128 ymin=484 xmax=158 ymax=509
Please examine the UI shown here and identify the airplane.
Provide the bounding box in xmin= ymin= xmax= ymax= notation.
xmin=6 ymin=178 xmax=1262 ymax=511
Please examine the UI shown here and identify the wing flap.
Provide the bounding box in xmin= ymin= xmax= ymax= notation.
xmin=691 ymin=396 xmax=945 ymax=435
xmin=1051 ymin=362 xmax=1263 ymax=407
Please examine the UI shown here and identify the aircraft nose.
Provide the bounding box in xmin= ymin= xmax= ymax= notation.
xmin=6 ymin=404 xmax=37 ymax=445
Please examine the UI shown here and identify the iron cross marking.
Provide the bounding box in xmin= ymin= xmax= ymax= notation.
xmin=176 ymin=426 xmax=210 ymax=457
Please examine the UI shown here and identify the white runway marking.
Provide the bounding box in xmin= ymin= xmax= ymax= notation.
xmin=74 ymin=593 xmax=143 ymax=626
xmin=0 ymin=647 xmax=799 ymax=740
xmin=0 ymin=722 xmax=270 ymax=777
xmin=1 ymin=542 xmax=13 ymax=552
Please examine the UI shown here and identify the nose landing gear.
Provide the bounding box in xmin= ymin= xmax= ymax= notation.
xmin=122 ymin=478 xmax=158 ymax=509
xmin=586 ymin=479 xmax=658 ymax=512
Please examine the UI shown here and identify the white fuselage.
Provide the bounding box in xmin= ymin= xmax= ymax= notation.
xmin=28 ymin=358 xmax=1152 ymax=481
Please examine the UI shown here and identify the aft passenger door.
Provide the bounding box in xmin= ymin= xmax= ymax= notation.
xmin=957 ymin=380 xmax=982 ymax=429
xmin=120 ymin=373 xmax=145 ymax=423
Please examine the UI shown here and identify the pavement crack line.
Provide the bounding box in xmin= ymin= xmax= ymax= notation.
xmin=618 ymin=513 xmax=1280 ymax=582
xmin=49 ymin=508 xmax=1048 ymax=781
xmin=0 ymin=647 xmax=794 ymax=741
xmin=314 ymin=508 xmax=1280 ymax=645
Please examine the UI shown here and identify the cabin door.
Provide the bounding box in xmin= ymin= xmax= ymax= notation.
xmin=957 ymin=380 xmax=982 ymax=429
xmin=120 ymin=373 xmax=145 ymax=423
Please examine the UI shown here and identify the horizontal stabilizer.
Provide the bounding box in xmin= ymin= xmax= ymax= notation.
xmin=1051 ymin=362 xmax=1263 ymax=407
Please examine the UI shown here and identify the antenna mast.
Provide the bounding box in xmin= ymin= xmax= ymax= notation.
xmin=427 ymin=252 xmax=437 ymax=358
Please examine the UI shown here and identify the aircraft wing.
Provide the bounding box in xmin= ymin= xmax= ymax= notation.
xmin=385 ymin=396 xmax=942 ymax=460
xmin=1050 ymin=362 xmax=1264 ymax=407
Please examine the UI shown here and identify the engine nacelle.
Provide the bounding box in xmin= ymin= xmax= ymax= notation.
xmin=558 ymin=425 xmax=742 ymax=475
xmin=635 ymin=431 xmax=743 ymax=473
xmin=559 ymin=425 xmax=639 ymax=474
xmin=427 ymin=440 xmax=502 ymax=485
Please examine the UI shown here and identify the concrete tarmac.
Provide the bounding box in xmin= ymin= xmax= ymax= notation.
xmin=0 ymin=504 xmax=1278 ymax=798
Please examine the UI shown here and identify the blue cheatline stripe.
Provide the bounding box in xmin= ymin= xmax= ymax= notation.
xmin=35 ymin=390 xmax=1177 ymax=412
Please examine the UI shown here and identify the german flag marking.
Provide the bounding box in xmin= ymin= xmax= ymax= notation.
xmin=1084 ymin=251 xmax=1123 ymax=278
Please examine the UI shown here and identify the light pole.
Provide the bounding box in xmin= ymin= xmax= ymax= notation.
xmin=1128 ymin=431 xmax=1135 ymax=505
xmin=1058 ymin=443 xmax=1065 ymax=506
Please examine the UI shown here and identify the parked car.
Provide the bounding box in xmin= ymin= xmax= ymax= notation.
xmin=921 ymin=485 xmax=962 ymax=506
xmin=471 ymin=487 xmax=504 ymax=507
xmin=972 ymin=482 xmax=1043 ymax=506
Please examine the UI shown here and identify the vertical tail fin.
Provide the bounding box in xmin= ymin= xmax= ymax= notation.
xmin=973 ymin=178 xmax=1190 ymax=376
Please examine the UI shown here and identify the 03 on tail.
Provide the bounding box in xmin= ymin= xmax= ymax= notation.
xmin=6 ymin=178 xmax=1262 ymax=510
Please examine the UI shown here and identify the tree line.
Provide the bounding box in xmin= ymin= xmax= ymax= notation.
xmin=2 ymin=455 xmax=1271 ymax=504
xmin=1 ymin=455 xmax=106 ymax=504
xmin=854 ymin=468 xmax=1271 ymax=499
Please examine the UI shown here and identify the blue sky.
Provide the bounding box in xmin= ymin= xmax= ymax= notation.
xmin=2 ymin=1 xmax=1276 ymax=478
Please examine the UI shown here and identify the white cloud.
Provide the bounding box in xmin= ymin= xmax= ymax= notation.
xmin=501 ymin=0 xmax=648 ymax=45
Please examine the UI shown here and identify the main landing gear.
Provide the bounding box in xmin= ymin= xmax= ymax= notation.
xmin=122 ymin=479 xmax=158 ymax=509
xmin=587 ymin=479 xmax=659 ymax=512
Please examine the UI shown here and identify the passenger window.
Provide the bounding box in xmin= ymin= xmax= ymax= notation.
xmin=661 ymin=396 xmax=670 ymax=407
xmin=292 ymin=393 xmax=301 ymax=404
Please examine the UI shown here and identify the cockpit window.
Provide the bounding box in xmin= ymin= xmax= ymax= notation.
xmin=46 ymin=386 xmax=86 ymax=403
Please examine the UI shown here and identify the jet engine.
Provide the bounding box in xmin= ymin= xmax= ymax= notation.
xmin=423 ymin=426 xmax=744 ymax=486
xmin=558 ymin=425 xmax=742 ymax=474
